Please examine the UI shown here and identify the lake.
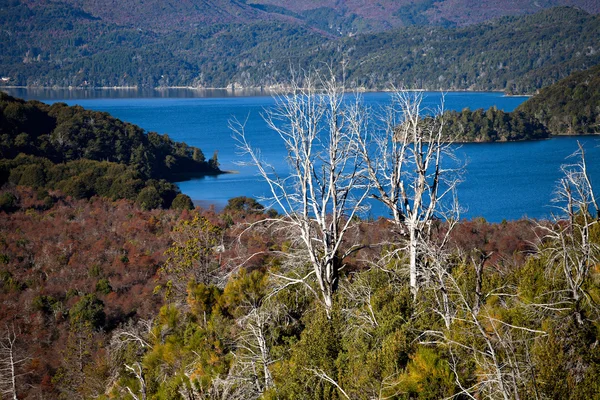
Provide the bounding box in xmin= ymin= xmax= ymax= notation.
xmin=6 ymin=89 xmax=600 ymax=222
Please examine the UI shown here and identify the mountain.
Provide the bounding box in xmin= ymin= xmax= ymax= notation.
xmin=58 ymin=0 xmax=600 ymax=34
xmin=517 ymin=63 xmax=600 ymax=134
xmin=58 ymin=0 xmax=275 ymax=32
xmin=0 ymin=3 xmax=599 ymax=93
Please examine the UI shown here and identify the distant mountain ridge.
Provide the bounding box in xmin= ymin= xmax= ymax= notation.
xmin=47 ymin=0 xmax=600 ymax=34
xmin=248 ymin=0 xmax=600 ymax=32
xmin=1 ymin=3 xmax=599 ymax=93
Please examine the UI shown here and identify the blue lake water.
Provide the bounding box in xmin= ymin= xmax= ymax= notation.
xmin=8 ymin=89 xmax=600 ymax=222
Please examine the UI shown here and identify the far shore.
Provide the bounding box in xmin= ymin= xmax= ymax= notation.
xmin=1 ymin=85 xmax=512 ymax=96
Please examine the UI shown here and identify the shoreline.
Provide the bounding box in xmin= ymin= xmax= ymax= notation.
xmin=0 ymin=85 xmax=511 ymax=95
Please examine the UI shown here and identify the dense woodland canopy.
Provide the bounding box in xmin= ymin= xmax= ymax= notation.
xmin=517 ymin=63 xmax=600 ymax=134
xmin=442 ymin=107 xmax=550 ymax=142
xmin=443 ymin=62 xmax=600 ymax=140
xmin=1 ymin=3 xmax=599 ymax=93
xmin=51 ymin=0 xmax=600 ymax=34
xmin=0 ymin=92 xmax=220 ymax=209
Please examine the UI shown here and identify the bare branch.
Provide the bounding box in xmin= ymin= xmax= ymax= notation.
xmin=232 ymin=68 xmax=371 ymax=316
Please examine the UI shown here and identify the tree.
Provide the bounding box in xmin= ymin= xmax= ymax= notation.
xmin=171 ymin=193 xmax=194 ymax=210
xmin=0 ymin=325 xmax=30 ymax=400
xmin=224 ymin=196 xmax=265 ymax=215
xmin=136 ymin=186 xmax=162 ymax=210
xmin=535 ymin=142 xmax=600 ymax=324
xmin=357 ymin=91 xmax=460 ymax=295
xmin=69 ymin=294 xmax=105 ymax=330
xmin=418 ymin=243 xmax=545 ymax=400
xmin=209 ymin=151 xmax=220 ymax=170
xmin=162 ymin=213 xmax=224 ymax=302
xmin=232 ymin=71 xmax=370 ymax=317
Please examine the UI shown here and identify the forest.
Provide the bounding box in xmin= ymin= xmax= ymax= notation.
xmin=441 ymin=62 xmax=600 ymax=141
xmin=1 ymin=72 xmax=600 ymax=399
xmin=517 ymin=63 xmax=600 ymax=135
xmin=441 ymin=107 xmax=549 ymax=142
xmin=1 ymin=3 xmax=599 ymax=94
xmin=0 ymin=92 xmax=221 ymax=210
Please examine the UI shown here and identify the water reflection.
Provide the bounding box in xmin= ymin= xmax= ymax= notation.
xmin=1 ymin=87 xmax=273 ymax=100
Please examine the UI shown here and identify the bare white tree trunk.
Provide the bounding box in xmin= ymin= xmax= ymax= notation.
xmin=232 ymin=70 xmax=370 ymax=316
xmin=535 ymin=142 xmax=600 ymax=324
xmin=124 ymin=362 xmax=147 ymax=400
xmin=0 ymin=326 xmax=29 ymax=400
xmin=109 ymin=319 xmax=154 ymax=398
xmin=420 ymin=250 xmax=545 ymax=399
xmin=357 ymin=91 xmax=460 ymax=295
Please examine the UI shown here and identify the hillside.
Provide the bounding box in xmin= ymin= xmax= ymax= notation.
xmin=516 ymin=63 xmax=600 ymax=134
xmin=1 ymin=4 xmax=598 ymax=93
xmin=315 ymin=7 xmax=600 ymax=93
xmin=2 ymin=177 xmax=598 ymax=398
xmin=0 ymin=186 xmax=559 ymax=399
xmin=0 ymin=92 xmax=221 ymax=208
xmin=60 ymin=0 xmax=600 ymax=33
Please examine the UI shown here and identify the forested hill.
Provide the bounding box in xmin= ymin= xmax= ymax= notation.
xmin=441 ymin=107 xmax=550 ymax=142
xmin=438 ymin=63 xmax=600 ymax=141
xmin=321 ymin=7 xmax=600 ymax=94
xmin=1 ymin=4 xmax=599 ymax=93
xmin=44 ymin=0 xmax=600 ymax=33
xmin=516 ymin=63 xmax=600 ymax=134
xmin=0 ymin=92 xmax=220 ymax=209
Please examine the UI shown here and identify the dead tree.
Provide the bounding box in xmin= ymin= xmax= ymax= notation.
xmin=536 ymin=142 xmax=600 ymax=324
xmin=419 ymin=249 xmax=545 ymax=400
xmin=0 ymin=325 xmax=30 ymax=400
xmin=232 ymin=71 xmax=370 ymax=317
xmin=124 ymin=362 xmax=147 ymax=400
xmin=357 ymin=91 xmax=460 ymax=295
xmin=109 ymin=319 xmax=154 ymax=399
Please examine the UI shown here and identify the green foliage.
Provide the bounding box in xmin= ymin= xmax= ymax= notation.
xmin=0 ymin=153 xmax=182 ymax=208
xmin=14 ymin=163 xmax=47 ymax=187
xmin=221 ymin=268 xmax=269 ymax=317
xmin=171 ymin=193 xmax=194 ymax=210
xmin=0 ymin=92 xmax=219 ymax=179
xmin=53 ymin=321 xmax=108 ymax=399
xmin=78 ymin=218 xmax=600 ymax=399
xmin=394 ymin=347 xmax=456 ymax=399
xmin=532 ymin=318 xmax=600 ymax=399
xmin=224 ymin=196 xmax=265 ymax=214
xmin=95 ymin=278 xmax=112 ymax=295
xmin=186 ymin=281 xmax=221 ymax=321
xmin=208 ymin=151 xmax=219 ymax=170
xmin=69 ymin=293 xmax=106 ymax=329
xmin=1 ymin=7 xmax=598 ymax=93
xmin=136 ymin=185 xmax=163 ymax=210
xmin=443 ymin=106 xmax=550 ymax=142
xmin=275 ymin=308 xmax=344 ymax=399
xmin=162 ymin=213 xmax=223 ymax=300
xmin=0 ymin=92 xmax=220 ymax=208
xmin=0 ymin=269 xmax=24 ymax=291
xmin=136 ymin=294 xmax=233 ymax=398
xmin=88 ymin=264 xmax=102 ymax=278
xmin=0 ymin=191 xmax=18 ymax=212
xmin=517 ymin=63 xmax=600 ymax=134
xmin=333 ymin=270 xmax=416 ymax=398
xmin=32 ymin=294 xmax=60 ymax=314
